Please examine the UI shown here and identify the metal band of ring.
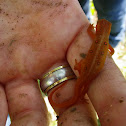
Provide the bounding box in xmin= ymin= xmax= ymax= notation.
xmin=40 ymin=65 xmax=76 ymax=94
xmin=43 ymin=65 xmax=68 ymax=79
xmin=45 ymin=75 xmax=75 ymax=93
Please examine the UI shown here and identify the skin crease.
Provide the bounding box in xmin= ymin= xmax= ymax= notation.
xmin=0 ymin=0 xmax=126 ymax=126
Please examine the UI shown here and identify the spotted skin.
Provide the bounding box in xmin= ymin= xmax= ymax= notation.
xmin=48 ymin=19 xmax=113 ymax=108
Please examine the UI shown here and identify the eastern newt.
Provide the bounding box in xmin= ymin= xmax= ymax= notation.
xmin=48 ymin=19 xmax=114 ymax=108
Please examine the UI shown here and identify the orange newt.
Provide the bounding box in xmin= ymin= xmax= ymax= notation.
xmin=48 ymin=19 xmax=114 ymax=108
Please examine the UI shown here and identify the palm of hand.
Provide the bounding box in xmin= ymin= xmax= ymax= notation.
xmin=0 ymin=0 xmax=85 ymax=125
xmin=0 ymin=0 xmax=84 ymax=83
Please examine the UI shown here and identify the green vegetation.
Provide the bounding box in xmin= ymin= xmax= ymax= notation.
xmin=90 ymin=0 xmax=95 ymax=15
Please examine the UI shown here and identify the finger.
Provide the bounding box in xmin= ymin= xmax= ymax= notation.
xmin=45 ymin=62 xmax=97 ymax=126
xmin=57 ymin=102 xmax=97 ymax=126
xmin=0 ymin=84 xmax=8 ymax=126
xmin=67 ymin=23 xmax=126 ymax=126
xmin=88 ymin=55 xmax=126 ymax=126
xmin=5 ymin=79 xmax=49 ymax=126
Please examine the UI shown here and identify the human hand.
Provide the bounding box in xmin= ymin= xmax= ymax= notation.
xmin=0 ymin=0 xmax=87 ymax=125
xmin=0 ymin=0 xmax=126 ymax=126
xmin=48 ymin=13 xmax=126 ymax=126
xmin=55 ymin=26 xmax=126 ymax=126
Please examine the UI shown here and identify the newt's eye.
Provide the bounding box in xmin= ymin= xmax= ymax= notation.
xmin=104 ymin=42 xmax=107 ymax=45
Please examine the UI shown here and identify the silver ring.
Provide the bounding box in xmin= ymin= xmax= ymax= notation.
xmin=40 ymin=65 xmax=76 ymax=94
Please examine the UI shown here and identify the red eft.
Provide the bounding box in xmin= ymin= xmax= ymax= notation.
xmin=48 ymin=19 xmax=114 ymax=108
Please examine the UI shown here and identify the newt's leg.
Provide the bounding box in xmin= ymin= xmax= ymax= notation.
xmin=87 ymin=24 xmax=96 ymax=40
xmin=109 ymin=44 xmax=115 ymax=56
